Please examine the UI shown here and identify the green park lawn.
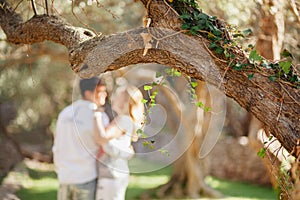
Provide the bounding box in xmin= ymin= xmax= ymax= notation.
xmin=14 ymin=160 xmax=277 ymax=200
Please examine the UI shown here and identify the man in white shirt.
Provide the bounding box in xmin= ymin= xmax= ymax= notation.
xmin=52 ymin=77 xmax=109 ymax=200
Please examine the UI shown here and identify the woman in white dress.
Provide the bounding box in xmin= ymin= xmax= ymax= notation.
xmin=94 ymin=84 xmax=144 ymax=200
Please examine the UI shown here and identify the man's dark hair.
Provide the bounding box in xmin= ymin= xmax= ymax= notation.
xmin=79 ymin=77 xmax=103 ymax=97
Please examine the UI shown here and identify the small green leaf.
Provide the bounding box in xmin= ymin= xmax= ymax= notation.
xmin=234 ymin=63 xmax=243 ymax=70
xmin=248 ymin=44 xmax=254 ymax=49
xmin=144 ymin=85 xmax=152 ymax=91
xmin=204 ymin=106 xmax=211 ymax=112
xmin=142 ymin=141 xmax=149 ymax=147
xmin=249 ymin=50 xmax=263 ymax=62
xmin=152 ymin=82 xmax=158 ymax=86
xmin=137 ymin=129 xmax=147 ymax=138
xmin=173 ymin=70 xmax=181 ymax=77
xmin=142 ymin=99 xmax=148 ymax=104
xmin=248 ymin=73 xmax=254 ymax=80
xmin=233 ymin=33 xmax=244 ymax=38
xmin=281 ymin=49 xmax=294 ymax=59
xmin=159 ymin=148 xmax=170 ymax=156
xmin=164 ymin=68 xmax=172 ymax=74
xmin=209 ymin=42 xmax=218 ymax=49
xmin=136 ymin=129 xmax=143 ymax=134
xmin=279 ymin=61 xmax=291 ymax=74
xmin=155 ymin=71 xmax=162 ymax=78
xmin=269 ymin=76 xmax=277 ymax=82
xmin=181 ymin=23 xmax=191 ymax=30
xmin=191 ymin=81 xmax=198 ymax=88
xmin=196 ymin=101 xmax=204 ymax=108
xmin=179 ymin=13 xmax=191 ymax=19
xmin=257 ymin=148 xmax=266 ymax=158
xmin=216 ymin=47 xmax=224 ymax=54
xmin=242 ymin=28 xmax=252 ymax=36
xmin=213 ymin=29 xmax=221 ymax=36
xmin=268 ymin=136 xmax=273 ymax=141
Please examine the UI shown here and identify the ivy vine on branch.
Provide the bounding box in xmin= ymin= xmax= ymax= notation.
xmin=167 ymin=0 xmax=300 ymax=88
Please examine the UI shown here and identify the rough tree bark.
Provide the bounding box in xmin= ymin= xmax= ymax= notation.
xmin=248 ymin=1 xmax=295 ymax=198
xmin=0 ymin=102 xmax=23 ymax=184
xmin=0 ymin=0 xmax=299 ymax=158
xmin=155 ymin=80 xmax=223 ymax=198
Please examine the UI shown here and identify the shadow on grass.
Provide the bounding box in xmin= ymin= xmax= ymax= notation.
xmin=17 ymin=189 xmax=57 ymax=200
xmin=27 ymin=167 xmax=57 ymax=180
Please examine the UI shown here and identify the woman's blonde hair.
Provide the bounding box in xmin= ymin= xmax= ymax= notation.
xmin=115 ymin=85 xmax=144 ymax=141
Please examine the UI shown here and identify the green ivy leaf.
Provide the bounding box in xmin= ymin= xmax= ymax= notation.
xmin=181 ymin=23 xmax=191 ymax=30
xmin=242 ymin=28 xmax=252 ymax=37
xmin=248 ymin=73 xmax=254 ymax=80
xmin=234 ymin=63 xmax=243 ymax=70
xmin=215 ymin=47 xmax=224 ymax=54
xmin=173 ymin=70 xmax=181 ymax=77
xmin=279 ymin=61 xmax=291 ymax=74
xmin=249 ymin=50 xmax=263 ymax=62
xmin=144 ymin=85 xmax=153 ymax=91
xmin=209 ymin=42 xmax=219 ymax=49
xmin=155 ymin=71 xmax=162 ymax=78
xmin=269 ymin=76 xmax=277 ymax=82
xmin=213 ymin=29 xmax=221 ymax=36
xmin=179 ymin=13 xmax=191 ymax=19
xmin=196 ymin=101 xmax=204 ymax=108
xmin=204 ymin=106 xmax=211 ymax=112
xmin=257 ymin=148 xmax=266 ymax=158
xmin=137 ymin=129 xmax=147 ymax=138
xmin=136 ymin=129 xmax=143 ymax=134
xmin=141 ymin=99 xmax=148 ymax=104
xmin=159 ymin=148 xmax=170 ymax=156
xmin=191 ymin=81 xmax=198 ymax=88
xmin=142 ymin=141 xmax=149 ymax=147
xmin=281 ymin=49 xmax=294 ymax=59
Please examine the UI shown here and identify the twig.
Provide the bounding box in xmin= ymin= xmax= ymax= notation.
xmin=31 ymin=0 xmax=37 ymax=15
xmin=13 ymin=0 xmax=24 ymax=12
xmin=71 ymin=0 xmax=98 ymax=36
xmin=95 ymin=0 xmax=119 ymax=19
xmin=218 ymin=59 xmax=234 ymax=89
xmin=272 ymin=145 xmax=282 ymax=165
xmin=45 ymin=0 xmax=48 ymax=15
xmin=163 ymin=0 xmax=179 ymax=16
xmin=277 ymin=94 xmax=284 ymax=121
xmin=200 ymin=38 xmax=227 ymax=63
xmin=289 ymin=0 xmax=300 ymax=25
xmin=146 ymin=0 xmax=152 ymax=17
xmin=149 ymin=29 xmax=186 ymax=41
xmin=279 ymin=82 xmax=300 ymax=106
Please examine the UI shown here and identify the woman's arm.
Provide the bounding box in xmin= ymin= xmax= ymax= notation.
xmin=94 ymin=112 xmax=124 ymax=145
xmin=102 ymin=143 xmax=135 ymax=159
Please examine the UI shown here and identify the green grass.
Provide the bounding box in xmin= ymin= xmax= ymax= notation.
xmin=16 ymin=167 xmax=58 ymax=200
xmin=126 ymin=166 xmax=277 ymax=200
xmin=14 ymin=161 xmax=277 ymax=200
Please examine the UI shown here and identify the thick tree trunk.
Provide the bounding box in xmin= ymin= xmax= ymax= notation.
xmin=155 ymin=80 xmax=223 ymax=198
xmin=248 ymin=1 xmax=296 ymax=198
xmin=0 ymin=0 xmax=299 ymax=156
xmin=0 ymin=102 xmax=23 ymax=185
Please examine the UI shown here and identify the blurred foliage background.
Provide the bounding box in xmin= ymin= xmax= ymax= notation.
xmin=0 ymin=0 xmax=299 ymax=198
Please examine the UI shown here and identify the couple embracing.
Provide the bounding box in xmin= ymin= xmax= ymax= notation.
xmin=52 ymin=77 xmax=144 ymax=200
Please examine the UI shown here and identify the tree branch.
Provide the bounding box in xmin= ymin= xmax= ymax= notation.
xmin=0 ymin=0 xmax=98 ymax=50
xmin=0 ymin=0 xmax=299 ymax=155
xmin=289 ymin=0 xmax=300 ymax=27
